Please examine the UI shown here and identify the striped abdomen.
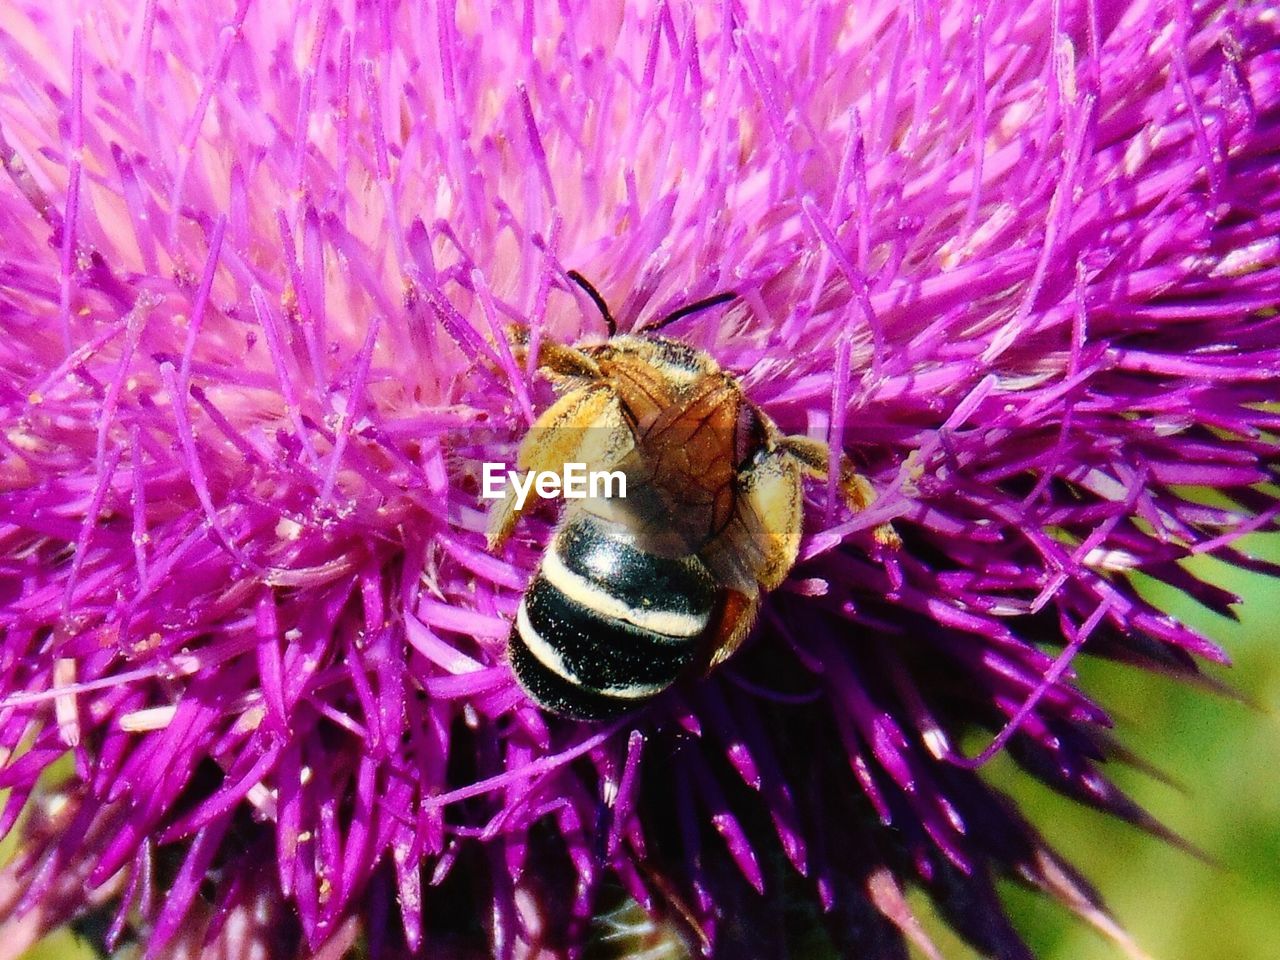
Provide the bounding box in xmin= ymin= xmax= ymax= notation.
xmin=509 ymin=511 xmax=718 ymax=719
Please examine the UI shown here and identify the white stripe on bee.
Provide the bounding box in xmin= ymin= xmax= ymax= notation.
xmin=540 ymin=549 xmax=709 ymax=639
xmin=597 ymin=679 xmax=672 ymax=700
xmin=515 ymin=601 xmax=669 ymax=701
xmin=515 ymin=601 xmax=577 ymax=682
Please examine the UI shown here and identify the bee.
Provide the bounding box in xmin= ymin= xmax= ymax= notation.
xmin=487 ymin=274 xmax=890 ymax=720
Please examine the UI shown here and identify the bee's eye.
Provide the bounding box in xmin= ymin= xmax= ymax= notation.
xmin=733 ymin=404 xmax=768 ymax=467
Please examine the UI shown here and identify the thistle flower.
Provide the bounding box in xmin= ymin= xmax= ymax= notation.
xmin=1 ymin=1 xmax=1278 ymax=958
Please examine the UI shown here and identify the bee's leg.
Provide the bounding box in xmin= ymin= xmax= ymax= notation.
xmin=777 ymin=436 xmax=900 ymax=547
xmin=486 ymin=382 xmax=634 ymax=550
xmin=699 ymin=441 xmax=805 ymax=623
xmin=505 ymin=325 xmax=602 ymax=380
xmin=533 ymin=341 xmax=603 ymax=380
xmin=737 ymin=447 xmax=806 ymax=591
xmin=701 ymin=589 xmax=760 ymax=672
xmin=698 ymin=436 xmax=897 ymax=673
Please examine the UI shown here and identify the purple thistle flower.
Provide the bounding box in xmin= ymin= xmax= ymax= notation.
xmin=1 ymin=0 xmax=1278 ymax=957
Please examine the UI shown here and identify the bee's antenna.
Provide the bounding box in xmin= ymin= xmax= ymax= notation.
xmin=567 ymin=270 xmax=616 ymax=337
xmin=644 ymin=291 xmax=737 ymax=333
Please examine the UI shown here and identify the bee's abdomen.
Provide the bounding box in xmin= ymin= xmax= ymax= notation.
xmin=510 ymin=513 xmax=718 ymax=719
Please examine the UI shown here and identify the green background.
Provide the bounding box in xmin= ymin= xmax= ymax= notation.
xmin=15 ymin=536 xmax=1280 ymax=960
xmin=918 ymin=534 xmax=1280 ymax=960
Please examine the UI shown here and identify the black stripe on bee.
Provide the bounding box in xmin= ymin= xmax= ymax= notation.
xmin=508 ymin=513 xmax=721 ymax=718
xmin=553 ymin=513 xmax=718 ymax=627
xmin=519 ymin=576 xmax=696 ymax=690
xmin=507 ymin=629 xmax=637 ymax=720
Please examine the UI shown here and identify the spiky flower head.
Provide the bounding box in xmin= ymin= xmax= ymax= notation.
xmin=1 ymin=1 xmax=1277 ymax=957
